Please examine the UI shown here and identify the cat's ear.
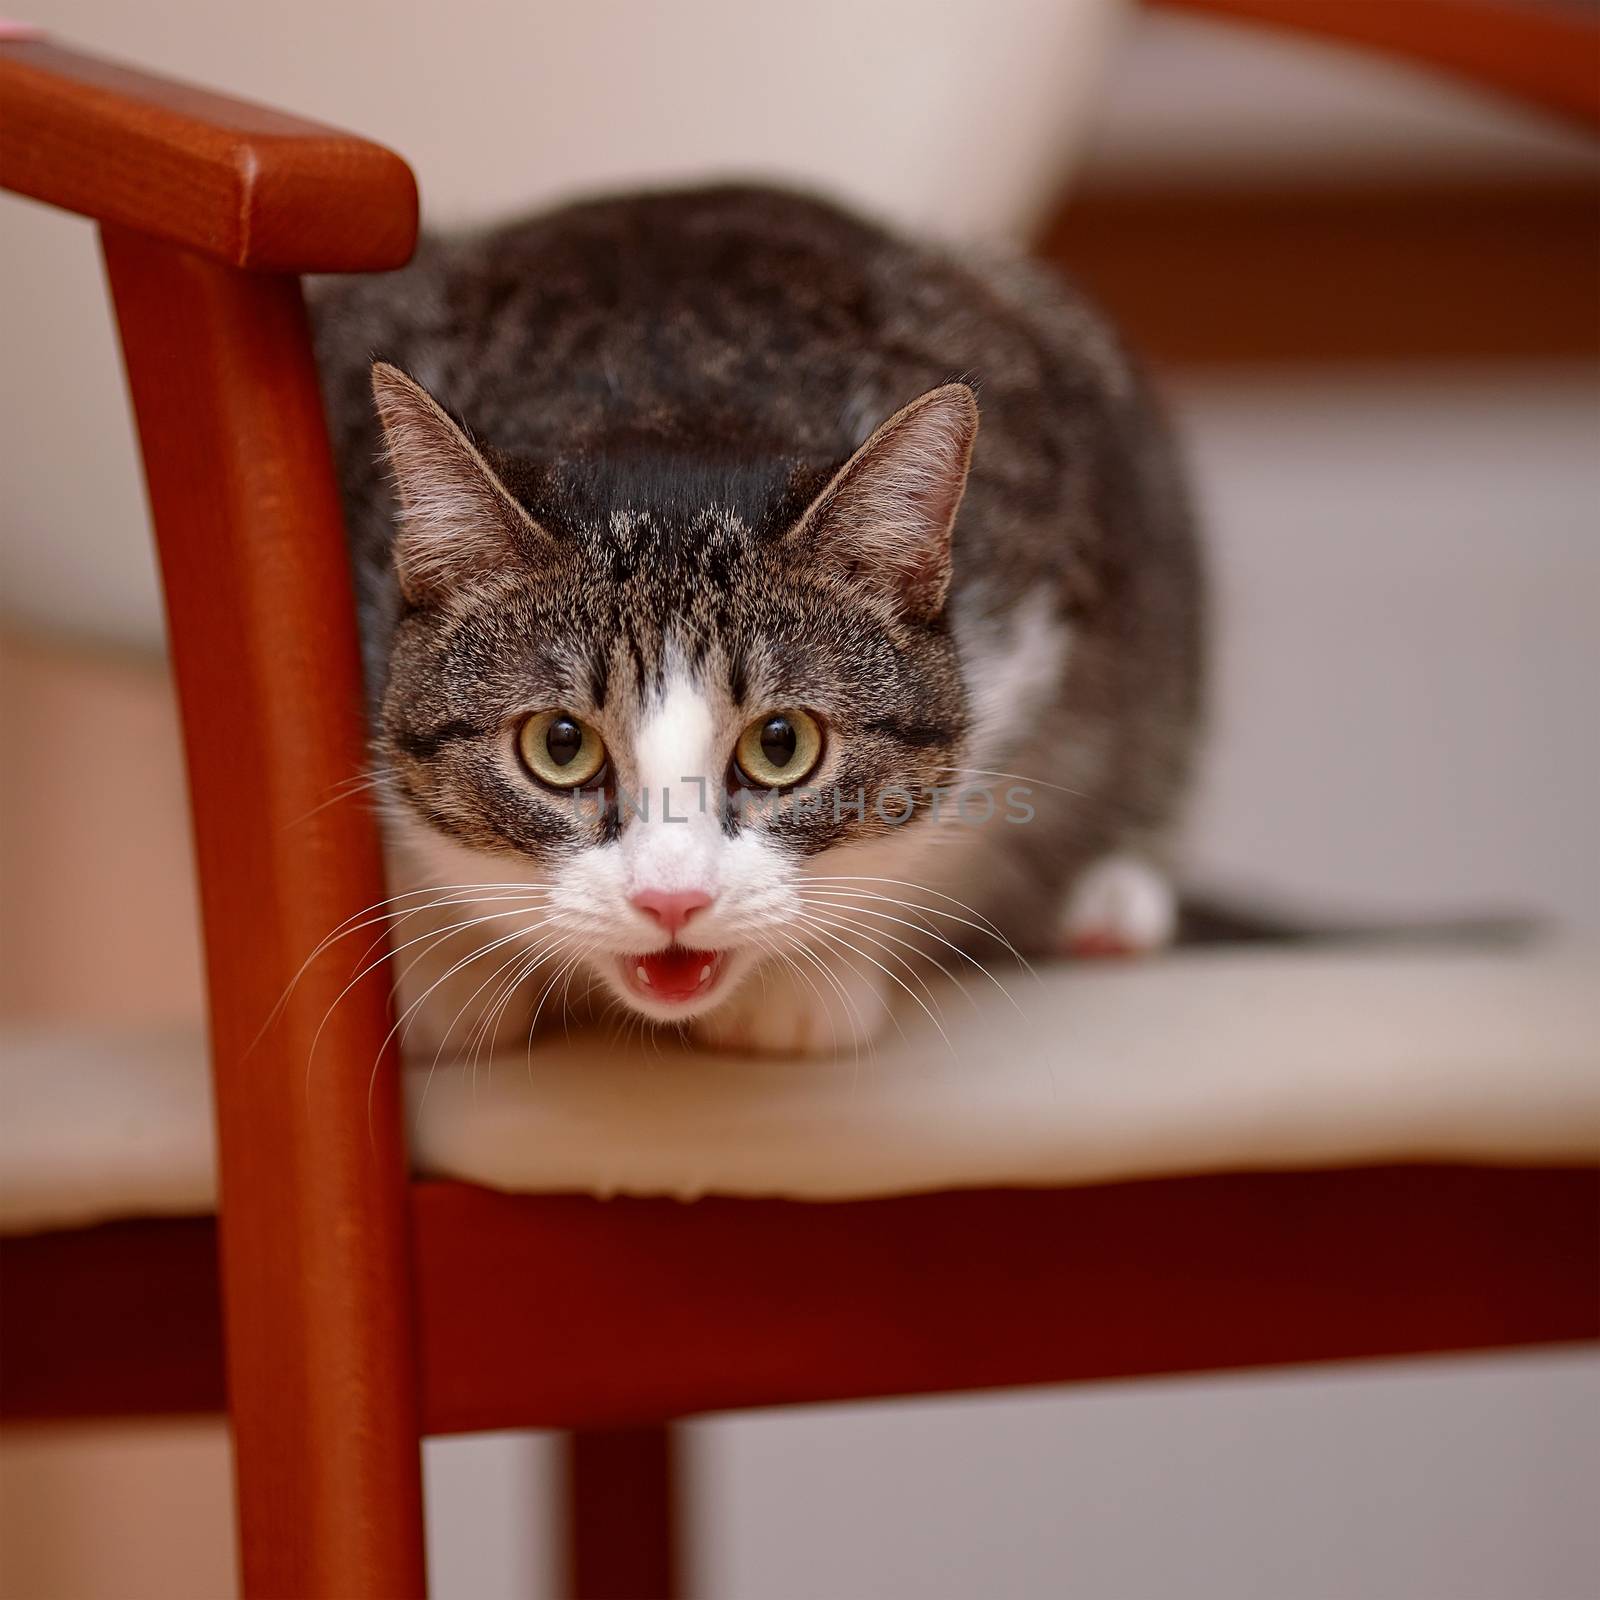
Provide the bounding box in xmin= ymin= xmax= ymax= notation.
xmin=371 ymin=362 xmax=557 ymax=603
xmin=786 ymin=384 xmax=978 ymax=620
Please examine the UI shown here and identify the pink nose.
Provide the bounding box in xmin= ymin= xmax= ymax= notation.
xmin=630 ymin=888 xmax=713 ymax=938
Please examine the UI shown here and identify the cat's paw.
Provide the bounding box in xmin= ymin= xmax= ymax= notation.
xmin=692 ymin=953 xmax=893 ymax=1057
xmin=1060 ymin=854 xmax=1176 ymax=958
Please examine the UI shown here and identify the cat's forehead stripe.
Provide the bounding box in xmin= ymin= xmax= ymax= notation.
xmin=635 ymin=672 xmax=717 ymax=785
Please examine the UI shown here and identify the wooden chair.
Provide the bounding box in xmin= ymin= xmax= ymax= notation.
xmin=2 ymin=16 xmax=1596 ymax=1598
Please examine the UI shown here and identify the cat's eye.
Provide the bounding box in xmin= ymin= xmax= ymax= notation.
xmin=733 ymin=709 xmax=824 ymax=789
xmin=517 ymin=710 xmax=607 ymax=788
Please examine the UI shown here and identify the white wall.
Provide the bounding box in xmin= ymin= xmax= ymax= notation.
xmin=1176 ymin=367 xmax=1600 ymax=933
xmin=689 ymin=1349 xmax=1600 ymax=1600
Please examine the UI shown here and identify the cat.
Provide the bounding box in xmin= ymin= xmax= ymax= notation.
xmin=311 ymin=184 xmax=1202 ymax=1058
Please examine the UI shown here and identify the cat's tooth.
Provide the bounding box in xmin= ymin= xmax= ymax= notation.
xmin=636 ymin=965 xmax=652 ymax=986
xmin=699 ymin=964 xmax=712 ymax=982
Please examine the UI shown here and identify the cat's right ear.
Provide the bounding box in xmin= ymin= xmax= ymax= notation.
xmin=782 ymin=383 xmax=978 ymax=621
xmin=371 ymin=362 xmax=558 ymax=604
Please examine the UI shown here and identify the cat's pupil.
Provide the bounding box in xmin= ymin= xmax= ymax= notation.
xmin=760 ymin=717 xmax=797 ymax=769
xmin=545 ymin=717 xmax=583 ymax=767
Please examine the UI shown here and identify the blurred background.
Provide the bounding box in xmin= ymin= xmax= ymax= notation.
xmin=2 ymin=0 xmax=1597 ymax=1595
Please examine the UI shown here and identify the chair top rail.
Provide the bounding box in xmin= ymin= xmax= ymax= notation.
xmin=1151 ymin=0 xmax=1600 ymax=134
xmin=0 ymin=36 xmax=417 ymax=272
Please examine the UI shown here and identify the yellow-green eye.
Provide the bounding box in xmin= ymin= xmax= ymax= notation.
xmin=517 ymin=711 xmax=607 ymax=788
xmin=734 ymin=709 xmax=824 ymax=789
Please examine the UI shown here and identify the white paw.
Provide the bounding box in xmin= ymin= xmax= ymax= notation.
xmin=1060 ymin=854 xmax=1177 ymax=958
xmin=692 ymin=950 xmax=894 ymax=1057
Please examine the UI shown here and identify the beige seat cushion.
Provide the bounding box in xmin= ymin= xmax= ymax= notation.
xmin=2 ymin=943 xmax=1596 ymax=1234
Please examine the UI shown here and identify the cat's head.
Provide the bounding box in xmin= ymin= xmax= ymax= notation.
xmin=370 ymin=363 xmax=977 ymax=1025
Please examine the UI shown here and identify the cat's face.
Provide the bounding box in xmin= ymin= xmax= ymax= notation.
xmin=372 ymin=364 xmax=976 ymax=1025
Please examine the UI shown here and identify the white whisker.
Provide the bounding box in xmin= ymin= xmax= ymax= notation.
xmin=789 ymin=914 xmax=955 ymax=1056
xmin=935 ymin=764 xmax=1087 ymax=799
xmin=253 ymin=881 xmax=555 ymax=1054
xmin=749 ymin=928 xmax=865 ymax=1066
xmin=287 ymin=766 xmax=400 ymax=829
xmin=799 ymin=874 xmax=1035 ymax=976
xmin=799 ymin=890 xmax=1025 ymax=1013
xmin=791 ymin=907 xmax=961 ymax=1014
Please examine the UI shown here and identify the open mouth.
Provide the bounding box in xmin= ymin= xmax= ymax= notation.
xmin=620 ymin=946 xmax=726 ymax=1007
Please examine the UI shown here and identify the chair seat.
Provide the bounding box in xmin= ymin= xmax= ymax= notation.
xmin=3 ymin=943 xmax=1597 ymax=1235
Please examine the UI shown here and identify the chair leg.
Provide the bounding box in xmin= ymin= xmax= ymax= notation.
xmin=563 ymin=1425 xmax=681 ymax=1600
xmin=100 ymin=228 xmax=428 ymax=1597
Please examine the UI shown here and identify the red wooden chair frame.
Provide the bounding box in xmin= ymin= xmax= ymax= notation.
xmin=2 ymin=17 xmax=1596 ymax=1598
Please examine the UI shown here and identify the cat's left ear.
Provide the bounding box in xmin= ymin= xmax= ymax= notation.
xmin=371 ymin=362 xmax=560 ymax=604
xmin=785 ymin=384 xmax=978 ymax=620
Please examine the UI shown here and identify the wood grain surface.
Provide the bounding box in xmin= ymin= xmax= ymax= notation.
xmin=0 ymin=39 xmax=417 ymax=270
xmin=5 ymin=1167 xmax=1595 ymax=1431
xmin=100 ymin=229 xmax=426 ymax=1597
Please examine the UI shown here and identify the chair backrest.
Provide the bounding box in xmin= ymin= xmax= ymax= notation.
xmin=1153 ymin=0 xmax=1600 ymax=133
xmin=1 ymin=39 xmax=429 ymax=1595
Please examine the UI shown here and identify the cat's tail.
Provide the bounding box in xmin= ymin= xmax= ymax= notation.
xmin=1175 ymin=893 xmax=1541 ymax=949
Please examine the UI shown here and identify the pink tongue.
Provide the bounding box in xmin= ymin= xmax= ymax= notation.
xmin=639 ymin=947 xmax=714 ymax=1001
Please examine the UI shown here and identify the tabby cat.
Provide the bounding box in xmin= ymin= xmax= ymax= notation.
xmin=312 ymin=184 xmax=1202 ymax=1056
